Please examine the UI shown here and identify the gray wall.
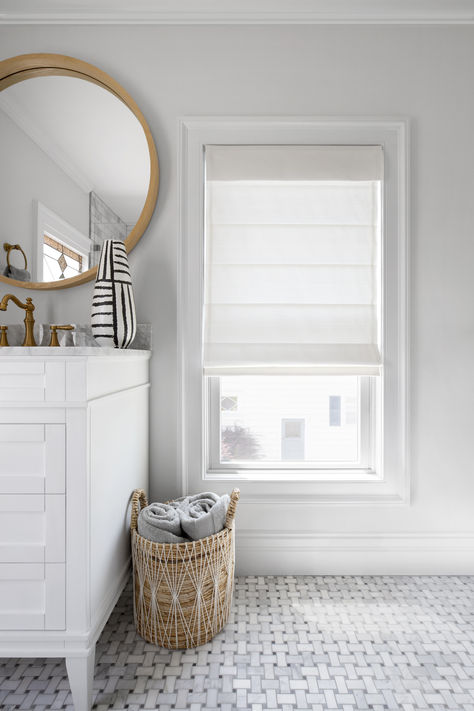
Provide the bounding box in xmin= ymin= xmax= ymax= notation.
xmin=0 ymin=107 xmax=89 ymax=276
xmin=1 ymin=26 xmax=474 ymax=560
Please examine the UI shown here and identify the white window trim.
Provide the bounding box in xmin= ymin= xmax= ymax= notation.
xmin=34 ymin=200 xmax=91 ymax=282
xmin=178 ymin=116 xmax=409 ymax=505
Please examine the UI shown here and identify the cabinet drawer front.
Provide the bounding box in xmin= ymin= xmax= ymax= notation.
xmin=0 ymin=563 xmax=65 ymax=630
xmin=0 ymin=424 xmax=65 ymax=494
xmin=0 ymin=495 xmax=65 ymax=563
xmin=0 ymin=361 xmax=65 ymax=402
xmin=0 ymin=362 xmax=44 ymax=401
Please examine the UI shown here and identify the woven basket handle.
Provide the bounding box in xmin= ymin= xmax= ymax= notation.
xmin=225 ymin=488 xmax=240 ymax=529
xmin=131 ymin=489 xmax=148 ymax=532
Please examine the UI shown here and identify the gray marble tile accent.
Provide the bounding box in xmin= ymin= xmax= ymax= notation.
xmin=89 ymin=191 xmax=131 ymax=268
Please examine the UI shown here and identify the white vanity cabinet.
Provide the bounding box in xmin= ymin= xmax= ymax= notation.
xmin=0 ymin=347 xmax=150 ymax=711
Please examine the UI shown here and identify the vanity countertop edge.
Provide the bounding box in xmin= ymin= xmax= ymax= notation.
xmin=0 ymin=346 xmax=151 ymax=358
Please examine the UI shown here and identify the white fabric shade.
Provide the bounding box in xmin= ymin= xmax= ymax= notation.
xmin=206 ymin=145 xmax=384 ymax=182
xmin=204 ymin=145 xmax=383 ymax=375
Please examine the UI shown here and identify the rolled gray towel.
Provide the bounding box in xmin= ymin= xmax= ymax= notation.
xmin=138 ymin=502 xmax=189 ymax=544
xmin=175 ymin=492 xmax=230 ymax=541
xmin=3 ymin=265 xmax=31 ymax=282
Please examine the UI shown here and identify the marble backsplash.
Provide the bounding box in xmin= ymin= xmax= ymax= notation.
xmin=0 ymin=323 xmax=152 ymax=349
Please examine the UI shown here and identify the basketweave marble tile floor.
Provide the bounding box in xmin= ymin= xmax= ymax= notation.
xmin=1 ymin=575 xmax=474 ymax=711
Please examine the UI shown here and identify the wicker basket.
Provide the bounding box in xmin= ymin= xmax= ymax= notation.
xmin=131 ymin=488 xmax=240 ymax=649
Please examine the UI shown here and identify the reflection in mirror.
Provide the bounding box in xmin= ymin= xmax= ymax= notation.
xmin=0 ymin=75 xmax=150 ymax=285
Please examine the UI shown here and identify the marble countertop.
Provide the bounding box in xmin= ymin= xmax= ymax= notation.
xmin=0 ymin=346 xmax=151 ymax=357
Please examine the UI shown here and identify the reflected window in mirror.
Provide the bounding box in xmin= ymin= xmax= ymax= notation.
xmin=43 ymin=233 xmax=88 ymax=281
xmin=36 ymin=202 xmax=90 ymax=283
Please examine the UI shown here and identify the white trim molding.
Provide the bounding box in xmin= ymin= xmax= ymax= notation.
xmin=236 ymin=531 xmax=474 ymax=575
xmin=178 ymin=115 xmax=409 ymax=505
xmin=0 ymin=0 xmax=473 ymax=25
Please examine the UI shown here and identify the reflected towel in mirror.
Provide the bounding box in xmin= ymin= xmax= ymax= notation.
xmin=3 ymin=265 xmax=31 ymax=282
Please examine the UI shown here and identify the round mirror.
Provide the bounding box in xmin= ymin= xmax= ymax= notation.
xmin=0 ymin=54 xmax=159 ymax=290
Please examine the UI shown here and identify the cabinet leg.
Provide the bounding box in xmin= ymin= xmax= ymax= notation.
xmin=66 ymin=647 xmax=96 ymax=711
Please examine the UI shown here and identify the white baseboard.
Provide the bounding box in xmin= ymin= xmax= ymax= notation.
xmin=235 ymin=531 xmax=474 ymax=575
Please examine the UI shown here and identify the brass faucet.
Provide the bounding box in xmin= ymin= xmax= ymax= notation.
xmin=0 ymin=294 xmax=37 ymax=346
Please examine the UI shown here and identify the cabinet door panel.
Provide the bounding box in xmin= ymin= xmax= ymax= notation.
xmin=0 ymin=563 xmax=45 ymax=630
xmin=0 ymin=495 xmax=65 ymax=563
xmin=0 ymin=423 xmax=65 ymax=494
xmin=0 ymin=562 xmax=65 ymax=630
xmin=0 ymin=495 xmax=44 ymax=562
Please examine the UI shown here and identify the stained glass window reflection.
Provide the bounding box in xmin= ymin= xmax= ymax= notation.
xmin=43 ymin=234 xmax=88 ymax=281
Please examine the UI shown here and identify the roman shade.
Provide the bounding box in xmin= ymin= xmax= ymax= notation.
xmin=204 ymin=145 xmax=383 ymax=375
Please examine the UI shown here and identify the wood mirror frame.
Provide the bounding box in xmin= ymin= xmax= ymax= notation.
xmin=0 ymin=53 xmax=159 ymax=290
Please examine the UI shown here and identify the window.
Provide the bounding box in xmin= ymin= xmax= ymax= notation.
xmin=43 ymin=233 xmax=86 ymax=281
xmin=204 ymin=144 xmax=381 ymax=475
xmin=35 ymin=201 xmax=90 ymax=282
xmin=210 ymin=374 xmax=368 ymax=468
xmin=180 ymin=118 xmax=408 ymax=503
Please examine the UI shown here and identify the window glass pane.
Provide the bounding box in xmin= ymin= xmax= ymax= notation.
xmin=283 ymin=420 xmax=303 ymax=438
xmin=219 ymin=376 xmax=359 ymax=464
xmin=281 ymin=418 xmax=305 ymax=461
xmin=329 ymin=396 xmax=341 ymax=427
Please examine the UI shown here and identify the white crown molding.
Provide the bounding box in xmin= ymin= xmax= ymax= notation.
xmin=0 ymin=0 xmax=473 ymax=25
xmin=0 ymin=93 xmax=93 ymax=195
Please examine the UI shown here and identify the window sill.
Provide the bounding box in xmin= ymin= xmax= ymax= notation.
xmin=205 ymin=467 xmax=380 ymax=483
xmin=202 ymin=467 xmax=409 ymax=506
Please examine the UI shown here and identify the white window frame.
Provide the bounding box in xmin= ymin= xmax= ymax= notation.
xmin=178 ymin=116 xmax=409 ymax=505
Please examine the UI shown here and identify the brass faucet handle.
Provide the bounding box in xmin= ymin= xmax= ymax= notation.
xmin=49 ymin=324 xmax=75 ymax=347
xmin=0 ymin=326 xmax=9 ymax=347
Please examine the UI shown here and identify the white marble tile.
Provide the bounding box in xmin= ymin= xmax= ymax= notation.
xmin=2 ymin=575 xmax=474 ymax=710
